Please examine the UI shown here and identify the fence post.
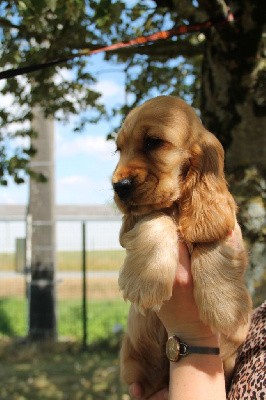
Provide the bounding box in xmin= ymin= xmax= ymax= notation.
xmin=82 ymin=221 xmax=88 ymax=350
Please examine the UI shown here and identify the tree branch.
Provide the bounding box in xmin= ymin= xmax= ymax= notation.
xmin=108 ymin=39 xmax=204 ymax=58
xmin=70 ymin=39 xmax=204 ymax=59
xmin=0 ymin=17 xmax=21 ymax=30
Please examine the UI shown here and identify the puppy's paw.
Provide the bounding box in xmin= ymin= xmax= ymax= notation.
xmin=119 ymin=266 xmax=173 ymax=314
xmin=119 ymin=212 xmax=178 ymax=312
xmin=191 ymin=241 xmax=252 ymax=336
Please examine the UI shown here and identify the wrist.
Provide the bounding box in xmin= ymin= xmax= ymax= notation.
xmin=166 ymin=335 xmax=221 ymax=367
xmin=181 ymin=334 xmax=220 ymax=348
xmin=167 ymin=321 xmax=219 ymax=347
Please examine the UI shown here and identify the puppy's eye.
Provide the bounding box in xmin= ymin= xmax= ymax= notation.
xmin=144 ymin=136 xmax=164 ymax=151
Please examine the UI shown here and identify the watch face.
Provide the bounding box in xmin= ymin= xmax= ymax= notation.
xmin=166 ymin=336 xmax=180 ymax=362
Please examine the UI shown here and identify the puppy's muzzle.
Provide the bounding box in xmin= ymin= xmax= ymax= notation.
xmin=113 ymin=178 xmax=135 ymax=200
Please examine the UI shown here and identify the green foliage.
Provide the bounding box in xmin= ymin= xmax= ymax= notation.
xmin=0 ymin=0 xmax=203 ymax=183
xmin=0 ymin=0 xmax=104 ymax=183
xmin=1 ymin=0 xmax=264 ymax=182
xmin=91 ymin=0 xmax=202 ymax=131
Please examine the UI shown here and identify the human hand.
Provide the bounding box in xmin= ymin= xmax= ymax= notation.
xmin=129 ymin=231 xmax=242 ymax=399
xmin=157 ymin=240 xmax=217 ymax=344
xmin=128 ymin=241 xmax=213 ymax=400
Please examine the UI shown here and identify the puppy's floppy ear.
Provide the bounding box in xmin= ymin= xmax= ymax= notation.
xmin=179 ymin=130 xmax=236 ymax=243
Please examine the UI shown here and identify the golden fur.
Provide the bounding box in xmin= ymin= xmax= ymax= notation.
xmin=112 ymin=96 xmax=252 ymax=398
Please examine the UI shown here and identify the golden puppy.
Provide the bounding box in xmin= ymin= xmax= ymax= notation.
xmin=112 ymin=96 xmax=252 ymax=398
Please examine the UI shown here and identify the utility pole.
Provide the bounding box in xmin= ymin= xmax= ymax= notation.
xmin=28 ymin=107 xmax=57 ymax=341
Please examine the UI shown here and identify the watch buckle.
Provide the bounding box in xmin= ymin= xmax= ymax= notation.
xmin=179 ymin=342 xmax=189 ymax=356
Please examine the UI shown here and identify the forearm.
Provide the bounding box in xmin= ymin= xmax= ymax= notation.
xmin=169 ymin=354 xmax=226 ymax=400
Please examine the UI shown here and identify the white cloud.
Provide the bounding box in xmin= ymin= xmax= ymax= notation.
xmin=93 ymin=79 xmax=124 ymax=101
xmin=0 ymin=182 xmax=28 ymax=204
xmin=56 ymin=173 xmax=113 ymax=204
xmin=56 ymin=132 xmax=116 ymax=160
xmin=59 ymin=175 xmax=91 ymax=187
xmin=53 ymin=73 xmax=124 ymax=107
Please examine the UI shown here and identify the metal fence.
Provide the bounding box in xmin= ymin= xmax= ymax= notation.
xmin=0 ymin=217 xmax=128 ymax=345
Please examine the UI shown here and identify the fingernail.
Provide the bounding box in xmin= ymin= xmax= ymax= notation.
xmin=163 ymin=389 xmax=169 ymax=399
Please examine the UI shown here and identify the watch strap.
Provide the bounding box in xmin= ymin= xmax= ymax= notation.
xmin=186 ymin=344 xmax=220 ymax=356
xmin=166 ymin=335 xmax=220 ymax=362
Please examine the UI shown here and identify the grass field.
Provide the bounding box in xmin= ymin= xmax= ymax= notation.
xmin=0 ymin=249 xmax=125 ymax=272
xmin=0 ymin=298 xmax=130 ymax=343
xmin=0 ymin=298 xmax=130 ymax=399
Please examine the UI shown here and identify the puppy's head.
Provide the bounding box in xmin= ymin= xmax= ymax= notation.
xmin=112 ymin=96 xmax=236 ymax=242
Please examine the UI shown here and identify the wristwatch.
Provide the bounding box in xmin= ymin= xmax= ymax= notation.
xmin=166 ymin=335 xmax=220 ymax=362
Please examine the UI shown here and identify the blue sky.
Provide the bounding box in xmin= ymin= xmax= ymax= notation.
xmin=0 ymin=54 xmax=126 ymax=205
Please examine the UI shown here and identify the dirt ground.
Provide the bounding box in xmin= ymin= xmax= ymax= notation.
xmin=0 ymin=275 xmax=120 ymax=300
xmin=0 ymin=340 xmax=128 ymax=400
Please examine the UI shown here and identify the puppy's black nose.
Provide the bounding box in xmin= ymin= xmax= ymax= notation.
xmin=113 ymin=178 xmax=134 ymax=199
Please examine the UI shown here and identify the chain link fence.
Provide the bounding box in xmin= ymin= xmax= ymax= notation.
xmin=0 ymin=210 xmax=129 ymax=346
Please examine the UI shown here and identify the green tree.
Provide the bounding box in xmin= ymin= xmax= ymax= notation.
xmin=0 ymin=0 xmax=105 ymax=184
xmin=1 ymin=0 xmax=265 ymax=302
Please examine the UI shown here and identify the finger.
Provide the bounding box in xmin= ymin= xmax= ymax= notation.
xmin=174 ymin=240 xmax=193 ymax=287
xmin=227 ymin=224 xmax=244 ymax=250
xmin=129 ymin=383 xmax=144 ymax=399
xmin=178 ymin=240 xmax=191 ymax=268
